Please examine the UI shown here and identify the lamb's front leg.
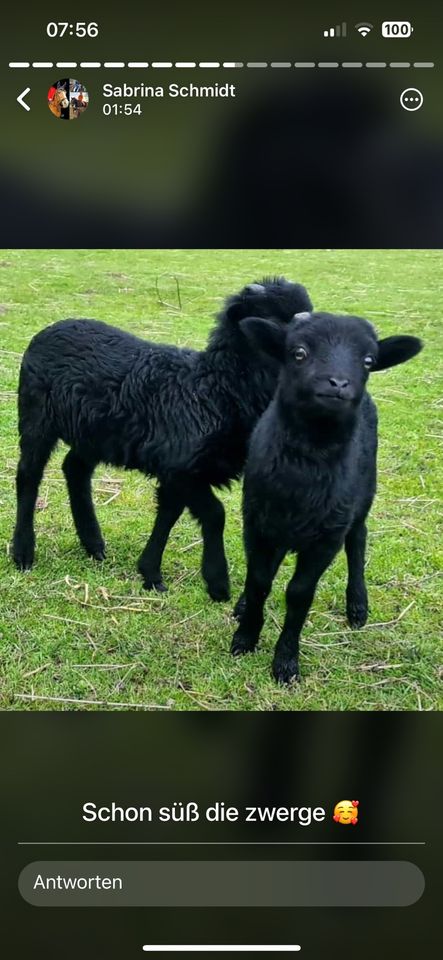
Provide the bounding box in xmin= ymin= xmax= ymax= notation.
xmin=273 ymin=543 xmax=339 ymax=684
xmin=345 ymin=518 xmax=369 ymax=628
xmin=231 ymin=542 xmax=284 ymax=655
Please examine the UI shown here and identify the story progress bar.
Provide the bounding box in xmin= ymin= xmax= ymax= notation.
xmin=8 ymin=61 xmax=435 ymax=70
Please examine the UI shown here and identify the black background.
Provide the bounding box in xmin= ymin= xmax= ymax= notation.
xmin=1 ymin=0 xmax=443 ymax=245
xmin=1 ymin=713 xmax=441 ymax=957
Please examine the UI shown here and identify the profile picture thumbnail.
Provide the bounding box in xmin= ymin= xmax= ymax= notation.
xmin=47 ymin=78 xmax=89 ymax=120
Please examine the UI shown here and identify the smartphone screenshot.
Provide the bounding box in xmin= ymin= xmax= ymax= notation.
xmin=1 ymin=2 xmax=442 ymax=957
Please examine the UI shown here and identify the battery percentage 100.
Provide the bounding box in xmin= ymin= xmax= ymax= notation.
xmin=382 ymin=21 xmax=413 ymax=37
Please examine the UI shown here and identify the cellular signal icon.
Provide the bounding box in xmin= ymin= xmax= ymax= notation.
xmin=323 ymin=22 xmax=347 ymax=38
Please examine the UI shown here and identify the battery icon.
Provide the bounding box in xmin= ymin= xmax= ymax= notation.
xmin=382 ymin=21 xmax=414 ymax=37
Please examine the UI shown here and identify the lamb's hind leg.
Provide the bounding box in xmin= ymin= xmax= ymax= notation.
xmin=138 ymin=482 xmax=186 ymax=592
xmin=187 ymin=485 xmax=230 ymax=602
xmin=63 ymin=450 xmax=105 ymax=560
xmin=13 ymin=434 xmax=57 ymax=570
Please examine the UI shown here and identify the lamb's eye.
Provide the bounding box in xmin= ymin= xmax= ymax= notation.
xmin=364 ymin=355 xmax=374 ymax=369
xmin=294 ymin=347 xmax=308 ymax=362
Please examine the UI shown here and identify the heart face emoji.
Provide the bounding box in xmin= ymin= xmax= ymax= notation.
xmin=333 ymin=800 xmax=359 ymax=825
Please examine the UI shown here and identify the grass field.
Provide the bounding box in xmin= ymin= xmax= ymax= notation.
xmin=0 ymin=249 xmax=442 ymax=711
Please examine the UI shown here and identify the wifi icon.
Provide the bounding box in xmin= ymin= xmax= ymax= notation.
xmin=355 ymin=22 xmax=373 ymax=37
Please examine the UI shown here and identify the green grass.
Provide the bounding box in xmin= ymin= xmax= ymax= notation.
xmin=0 ymin=249 xmax=442 ymax=711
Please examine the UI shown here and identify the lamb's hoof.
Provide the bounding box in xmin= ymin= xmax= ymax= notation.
xmin=206 ymin=580 xmax=231 ymax=603
xmin=231 ymin=632 xmax=256 ymax=657
xmin=347 ymin=604 xmax=368 ymax=629
xmin=142 ymin=577 xmax=168 ymax=593
xmin=87 ymin=544 xmax=106 ymax=562
xmin=272 ymin=655 xmax=300 ymax=685
xmin=12 ymin=539 xmax=35 ymax=571
xmin=233 ymin=594 xmax=246 ymax=620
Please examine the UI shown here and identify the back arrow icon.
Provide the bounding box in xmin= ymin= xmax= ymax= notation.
xmin=17 ymin=87 xmax=31 ymax=111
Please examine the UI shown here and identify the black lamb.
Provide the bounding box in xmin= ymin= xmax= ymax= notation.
xmin=231 ymin=309 xmax=422 ymax=683
xmin=12 ymin=277 xmax=312 ymax=600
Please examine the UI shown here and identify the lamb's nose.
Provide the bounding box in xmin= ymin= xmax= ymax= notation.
xmin=329 ymin=377 xmax=350 ymax=389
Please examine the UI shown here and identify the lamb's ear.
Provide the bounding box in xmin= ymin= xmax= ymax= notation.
xmin=240 ymin=317 xmax=287 ymax=362
xmin=374 ymin=335 xmax=423 ymax=371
